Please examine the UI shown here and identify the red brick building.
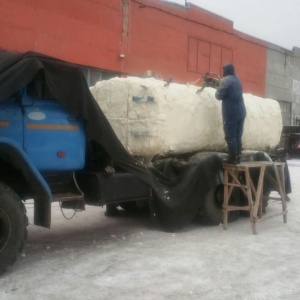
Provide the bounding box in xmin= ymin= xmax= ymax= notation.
xmin=1 ymin=0 xmax=267 ymax=95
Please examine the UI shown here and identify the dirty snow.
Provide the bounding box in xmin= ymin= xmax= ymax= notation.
xmin=0 ymin=160 xmax=300 ymax=300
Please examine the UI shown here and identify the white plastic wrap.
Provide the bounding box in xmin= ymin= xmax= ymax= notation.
xmin=90 ymin=77 xmax=282 ymax=158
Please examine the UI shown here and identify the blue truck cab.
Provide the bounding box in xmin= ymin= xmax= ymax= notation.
xmin=0 ymin=78 xmax=150 ymax=228
xmin=0 ymin=76 xmax=151 ymax=273
xmin=0 ymin=88 xmax=86 ymax=172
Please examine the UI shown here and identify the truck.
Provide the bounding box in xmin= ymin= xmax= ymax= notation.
xmin=0 ymin=51 xmax=291 ymax=274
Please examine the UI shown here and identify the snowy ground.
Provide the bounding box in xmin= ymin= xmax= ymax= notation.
xmin=0 ymin=160 xmax=300 ymax=300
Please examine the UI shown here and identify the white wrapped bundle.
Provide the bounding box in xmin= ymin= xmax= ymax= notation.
xmin=90 ymin=77 xmax=282 ymax=158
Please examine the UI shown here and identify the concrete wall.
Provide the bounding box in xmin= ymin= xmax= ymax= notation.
xmin=266 ymin=45 xmax=300 ymax=125
xmin=0 ymin=0 xmax=123 ymax=71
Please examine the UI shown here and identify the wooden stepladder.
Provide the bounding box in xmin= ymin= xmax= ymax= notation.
xmin=222 ymin=161 xmax=288 ymax=234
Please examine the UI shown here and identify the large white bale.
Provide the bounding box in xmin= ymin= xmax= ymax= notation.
xmin=90 ymin=77 xmax=282 ymax=158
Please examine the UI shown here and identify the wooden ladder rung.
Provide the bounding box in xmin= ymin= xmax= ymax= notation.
xmin=225 ymin=183 xmax=248 ymax=189
xmin=226 ymin=205 xmax=250 ymax=211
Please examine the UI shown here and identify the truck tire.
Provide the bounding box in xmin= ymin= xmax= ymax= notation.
xmin=0 ymin=183 xmax=28 ymax=274
xmin=196 ymin=184 xmax=240 ymax=225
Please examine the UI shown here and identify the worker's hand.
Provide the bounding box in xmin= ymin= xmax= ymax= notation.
xmin=212 ymin=78 xmax=220 ymax=88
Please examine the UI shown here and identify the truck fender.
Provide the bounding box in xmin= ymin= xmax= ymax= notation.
xmin=0 ymin=137 xmax=52 ymax=228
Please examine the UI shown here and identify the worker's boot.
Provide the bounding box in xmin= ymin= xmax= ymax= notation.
xmin=237 ymin=142 xmax=243 ymax=163
xmin=223 ymin=145 xmax=239 ymax=165
xmin=223 ymin=156 xmax=239 ymax=165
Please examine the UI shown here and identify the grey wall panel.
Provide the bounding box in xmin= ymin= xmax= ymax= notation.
xmin=266 ymin=45 xmax=300 ymax=125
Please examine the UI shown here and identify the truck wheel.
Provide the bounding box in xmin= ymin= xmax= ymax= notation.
xmin=196 ymin=184 xmax=240 ymax=225
xmin=0 ymin=183 xmax=28 ymax=274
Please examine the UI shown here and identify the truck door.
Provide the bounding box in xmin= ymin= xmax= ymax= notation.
xmin=22 ymin=90 xmax=86 ymax=172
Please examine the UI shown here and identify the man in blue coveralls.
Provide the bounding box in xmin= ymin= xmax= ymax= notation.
xmin=215 ymin=63 xmax=246 ymax=164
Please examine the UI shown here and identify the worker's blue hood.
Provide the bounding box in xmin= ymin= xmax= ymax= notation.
xmin=223 ymin=63 xmax=235 ymax=77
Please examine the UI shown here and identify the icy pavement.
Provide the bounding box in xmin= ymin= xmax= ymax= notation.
xmin=0 ymin=160 xmax=300 ymax=300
